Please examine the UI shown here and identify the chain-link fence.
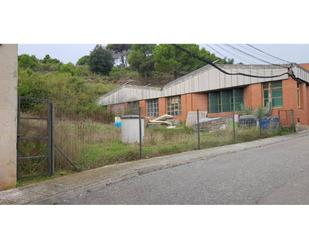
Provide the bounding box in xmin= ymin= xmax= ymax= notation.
xmin=17 ymin=97 xmax=54 ymax=180
xmin=18 ymin=100 xmax=296 ymax=182
xmin=52 ymin=106 xmax=296 ymax=175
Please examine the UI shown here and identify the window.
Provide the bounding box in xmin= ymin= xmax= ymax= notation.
xmin=297 ymin=82 xmax=303 ymax=109
xmin=263 ymin=81 xmax=282 ymax=108
xmin=146 ymin=98 xmax=159 ymax=117
xmin=167 ymin=96 xmax=181 ymax=116
xmin=127 ymin=101 xmax=139 ymax=114
xmin=209 ymin=92 xmax=221 ymax=113
xmin=208 ymin=88 xmax=244 ymax=113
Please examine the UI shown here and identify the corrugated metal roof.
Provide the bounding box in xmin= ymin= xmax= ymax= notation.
xmin=99 ymin=64 xmax=309 ymax=105
xmin=97 ymin=84 xmax=162 ymax=105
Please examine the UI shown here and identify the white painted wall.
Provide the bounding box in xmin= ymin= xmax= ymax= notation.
xmin=0 ymin=44 xmax=17 ymax=190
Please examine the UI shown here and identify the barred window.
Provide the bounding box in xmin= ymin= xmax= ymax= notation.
xmin=167 ymin=96 xmax=181 ymax=116
xmin=146 ymin=98 xmax=159 ymax=117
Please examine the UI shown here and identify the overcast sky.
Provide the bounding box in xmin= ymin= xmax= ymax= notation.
xmin=18 ymin=44 xmax=309 ymax=64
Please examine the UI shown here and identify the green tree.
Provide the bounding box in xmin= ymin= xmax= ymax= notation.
xmin=106 ymin=44 xmax=131 ymax=67
xmin=18 ymin=54 xmax=39 ymax=70
xmin=153 ymin=44 xmax=230 ymax=79
xmin=128 ymin=44 xmax=155 ymax=78
xmin=89 ymin=45 xmax=114 ymax=75
xmin=42 ymin=54 xmax=61 ymax=64
xmin=76 ymin=55 xmax=90 ymax=65
xmin=59 ymin=63 xmax=77 ymax=75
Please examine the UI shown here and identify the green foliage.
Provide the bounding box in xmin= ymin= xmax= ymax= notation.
xmin=106 ymin=44 xmax=132 ymax=67
xmin=128 ymin=44 xmax=155 ymax=78
xmin=153 ymin=44 xmax=231 ymax=79
xmin=109 ymin=66 xmax=139 ymax=80
xmin=76 ymin=55 xmax=90 ymax=66
xmin=106 ymin=44 xmax=131 ymax=53
xmin=58 ymin=63 xmax=77 ymax=75
xmin=255 ymin=106 xmax=267 ymax=120
xmin=89 ymin=45 xmax=114 ymax=75
xmin=18 ymin=66 xmax=116 ymax=117
xmin=18 ymin=54 xmax=40 ymax=70
xmin=42 ymin=54 xmax=61 ymax=64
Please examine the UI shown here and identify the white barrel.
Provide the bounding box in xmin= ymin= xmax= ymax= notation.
xmin=121 ymin=115 xmax=144 ymax=144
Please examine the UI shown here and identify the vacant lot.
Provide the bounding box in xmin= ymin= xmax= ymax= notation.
xmin=18 ymin=116 xmax=291 ymax=184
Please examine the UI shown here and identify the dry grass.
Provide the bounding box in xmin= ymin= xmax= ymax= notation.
xmin=18 ymin=116 xmax=290 ymax=184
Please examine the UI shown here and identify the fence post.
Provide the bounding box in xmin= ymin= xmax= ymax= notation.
xmin=138 ymin=107 xmax=142 ymax=159
xmin=291 ymin=109 xmax=296 ymax=132
xmin=197 ymin=109 xmax=200 ymax=149
xmin=232 ymin=112 xmax=236 ymax=143
xmin=47 ymin=101 xmax=54 ymax=176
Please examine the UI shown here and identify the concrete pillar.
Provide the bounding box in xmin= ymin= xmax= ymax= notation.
xmin=0 ymin=44 xmax=18 ymax=190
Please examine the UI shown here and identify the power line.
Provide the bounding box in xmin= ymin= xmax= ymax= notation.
xmin=245 ymin=44 xmax=293 ymax=64
xmin=172 ymin=44 xmax=291 ymax=79
xmin=225 ymin=44 xmax=289 ymax=68
xmin=204 ymin=44 xmax=226 ymax=59
xmin=215 ymin=44 xmax=259 ymax=64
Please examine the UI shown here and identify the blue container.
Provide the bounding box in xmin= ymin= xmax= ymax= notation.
xmin=114 ymin=120 xmax=122 ymax=128
xmin=260 ymin=118 xmax=270 ymax=129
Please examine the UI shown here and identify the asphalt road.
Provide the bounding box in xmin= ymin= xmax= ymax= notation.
xmin=36 ymin=134 xmax=309 ymax=204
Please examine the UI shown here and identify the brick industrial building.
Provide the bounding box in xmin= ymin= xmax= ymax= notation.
xmin=99 ymin=64 xmax=309 ymax=125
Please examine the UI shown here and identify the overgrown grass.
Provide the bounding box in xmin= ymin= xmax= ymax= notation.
xmin=18 ymin=118 xmax=294 ymax=185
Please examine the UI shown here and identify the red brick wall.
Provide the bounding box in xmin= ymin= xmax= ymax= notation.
xmin=277 ymin=78 xmax=309 ymax=125
xmin=171 ymin=93 xmax=207 ymax=122
xmin=158 ymin=97 xmax=167 ymax=116
xmin=109 ymin=77 xmax=309 ymax=125
xmin=244 ymin=83 xmax=263 ymax=109
xmin=139 ymin=100 xmax=147 ymax=116
xmin=299 ymin=63 xmax=309 ymax=71
xmin=192 ymin=93 xmax=208 ymax=111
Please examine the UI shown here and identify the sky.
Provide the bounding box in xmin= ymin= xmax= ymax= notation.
xmin=18 ymin=44 xmax=309 ymax=64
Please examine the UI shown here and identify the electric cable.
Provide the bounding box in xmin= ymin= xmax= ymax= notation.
xmin=172 ymin=44 xmax=291 ymax=79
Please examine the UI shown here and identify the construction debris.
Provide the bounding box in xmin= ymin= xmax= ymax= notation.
xmin=148 ymin=114 xmax=175 ymax=128
xmin=192 ymin=117 xmax=227 ymax=131
xmin=186 ymin=111 xmax=208 ymax=127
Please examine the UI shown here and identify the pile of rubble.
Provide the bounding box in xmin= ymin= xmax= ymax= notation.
xmin=147 ymin=114 xmax=180 ymax=128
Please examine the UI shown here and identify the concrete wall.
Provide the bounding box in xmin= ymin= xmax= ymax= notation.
xmin=0 ymin=44 xmax=17 ymax=190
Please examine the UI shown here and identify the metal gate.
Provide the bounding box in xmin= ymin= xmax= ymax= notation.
xmin=17 ymin=96 xmax=54 ymax=180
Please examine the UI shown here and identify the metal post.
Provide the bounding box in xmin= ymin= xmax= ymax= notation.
xmin=291 ymin=109 xmax=296 ymax=132
xmin=259 ymin=118 xmax=262 ymax=137
xmin=47 ymin=102 xmax=54 ymax=176
xmin=197 ymin=109 xmax=200 ymax=149
xmin=232 ymin=112 xmax=236 ymax=143
xmin=138 ymin=107 xmax=142 ymax=159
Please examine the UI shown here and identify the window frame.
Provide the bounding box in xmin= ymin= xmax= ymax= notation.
xmin=167 ymin=96 xmax=181 ymax=116
xmin=146 ymin=98 xmax=159 ymax=117
xmin=208 ymin=88 xmax=244 ymax=113
xmin=263 ymin=81 xmax=283 ymax=108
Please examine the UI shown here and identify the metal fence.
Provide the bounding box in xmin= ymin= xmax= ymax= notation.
xmin=17 ymin=97 xmax=54 ymax=180
xmin=18 ymin=100 xmax=296 ymax=181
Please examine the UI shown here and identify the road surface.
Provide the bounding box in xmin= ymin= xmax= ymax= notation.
xmin=33 ymin=133 xmax=309 ymax=204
